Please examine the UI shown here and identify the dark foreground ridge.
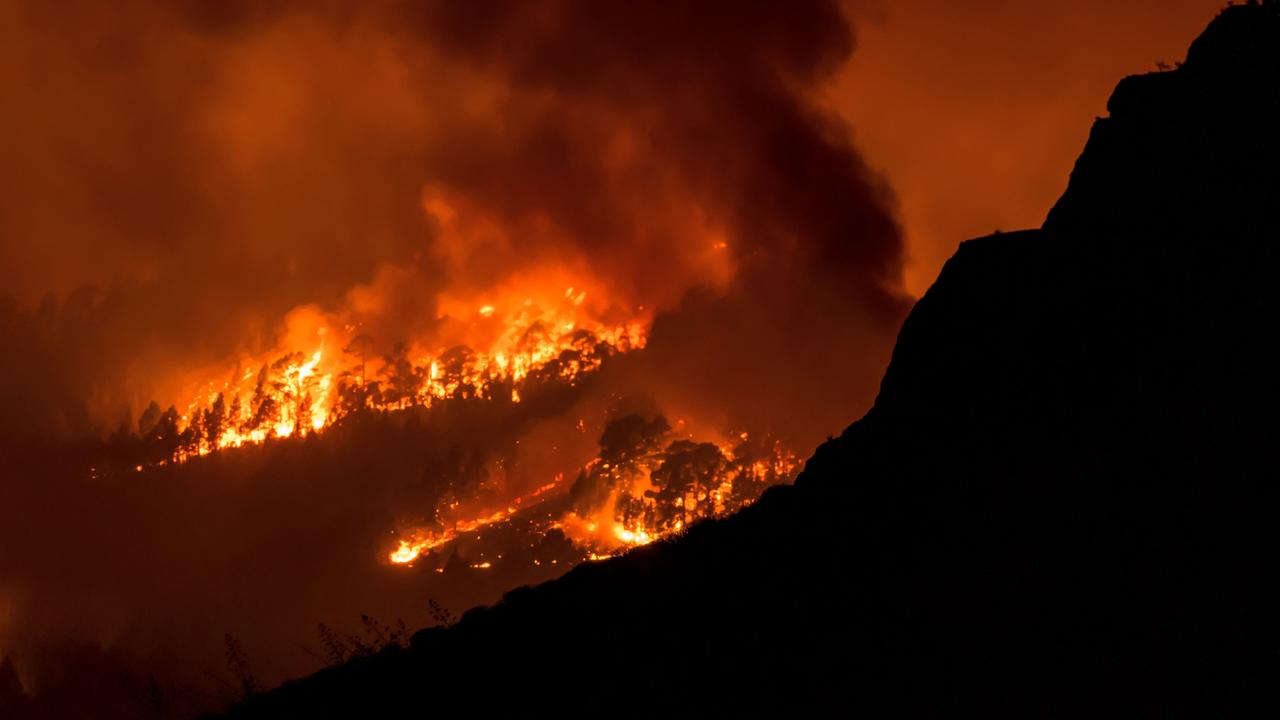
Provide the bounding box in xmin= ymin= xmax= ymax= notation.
xmin=220 ymin=5 xmax=1279 ymax=716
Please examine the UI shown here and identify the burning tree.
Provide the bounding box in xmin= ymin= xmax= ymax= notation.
xmin=570 ymin=413 xmax=670 ymax=516
xmin=562 ymin=413 xmax=800 ymax=553
xmin=646 ymin=440 xmax=728 ymax=533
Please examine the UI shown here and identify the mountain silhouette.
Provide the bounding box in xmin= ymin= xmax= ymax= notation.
xmin=218 ymin=4 xmax=1279 ymax=716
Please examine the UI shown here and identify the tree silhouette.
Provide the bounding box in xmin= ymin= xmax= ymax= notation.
xmin=649 ymin=440 xmax=726 ymax=531
xmin=380 ymin=344 xmax=423 ymax=408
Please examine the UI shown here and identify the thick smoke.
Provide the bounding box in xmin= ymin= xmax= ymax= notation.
xmin=0 ymin=1 xmax=907 ymax=716
xmin=405 ymin=1 xmax=910 ymax=442
xmin=0 ymin=0 xmax=906 ymax=440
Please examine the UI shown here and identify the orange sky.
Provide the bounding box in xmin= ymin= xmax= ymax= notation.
xmin=835 ymin=0 xmax=1224 ymax=296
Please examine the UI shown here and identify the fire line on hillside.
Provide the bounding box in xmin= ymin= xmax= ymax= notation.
xmin=121 ymin=280 xmax=799 ymax=575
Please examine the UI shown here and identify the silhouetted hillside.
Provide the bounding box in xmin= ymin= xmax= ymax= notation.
xmin=216 ymin=4 xmax=1279 ymax=716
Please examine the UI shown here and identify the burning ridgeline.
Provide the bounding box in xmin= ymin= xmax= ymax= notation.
xmin=100 ymin=283 xmax=799 ymax=576
xmin=387 ymin=413 xmax=800 ymax=568
xmin=136 ymin=291 xmax=648 ymax=465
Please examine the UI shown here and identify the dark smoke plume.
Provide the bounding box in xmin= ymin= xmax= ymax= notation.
xmin=0 ymin=0 xmax=906 ymax=440
xmin=0 ymin=1 xmax=906 ymax=716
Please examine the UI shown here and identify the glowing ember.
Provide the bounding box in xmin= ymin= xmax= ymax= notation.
xmin=387 ymin=420 xmax=799 ymax=568
xmin=553 ymin=429 xmax=799 ymax=555
xmin=612 ymin=524 xmax=653 ymax=546
xmin=388 ymin=480 xmax=565 ymax=565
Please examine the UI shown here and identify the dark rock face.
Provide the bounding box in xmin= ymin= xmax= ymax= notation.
xmin=1046 ymin=4 xmax=1279 ymax=237
xmin=220 ymin=5 xmax=1279 ymax=717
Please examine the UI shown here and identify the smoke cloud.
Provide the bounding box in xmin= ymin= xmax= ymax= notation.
xmin=0 ymin=0 xmax=906 ymax=439
xmin=0 ymin=1 xmax=907 ymax=715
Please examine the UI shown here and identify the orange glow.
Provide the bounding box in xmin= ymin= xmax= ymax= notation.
xmin=554 ymin=436 xmax=799 ymax=555
xmin=388 ymin=479 xmax=565 ymax=565
xmin=162 ymin=280 xmax=648 ymax=464
xmin=386 ymin=433 xmax=798 ymax=566
xmin=834 ymin=0 xmax=1223 ymax=297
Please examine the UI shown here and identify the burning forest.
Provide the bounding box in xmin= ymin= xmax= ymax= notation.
xmin=128 ymin=284 xmax=649 ymax=465
xmin=0 ymin=1 xmax=915 ymax=717
xmin=87 ymin=258 xmax=797 ymax=576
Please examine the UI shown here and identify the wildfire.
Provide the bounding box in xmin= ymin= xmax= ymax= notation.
xmin=136 ymin=283 xmax=647 ymax=465
xmin=552 ymin=430 xmax=799 ymax=555
xmin=387 ymin=423 xmax=800 ymax=567
xmin=125 ymin=270 xmax=796 ymax=578
xmin=388 ymin=480 xmax=565 ymax=565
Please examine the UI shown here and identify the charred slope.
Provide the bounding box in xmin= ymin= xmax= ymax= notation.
xmin=221 ymin=5 xmax=1279 ymax=716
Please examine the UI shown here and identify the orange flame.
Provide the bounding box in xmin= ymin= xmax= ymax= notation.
xmin=388 ymin=479 xmax=566 ymax=565
xmin=388 ymin=433 xmax=799 ymax=566
xmin=161 ymin=280 xmax=648 ymax=464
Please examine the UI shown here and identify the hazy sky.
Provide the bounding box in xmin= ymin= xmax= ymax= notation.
xmin=837 ymin=0 xmax=1224 ymax=295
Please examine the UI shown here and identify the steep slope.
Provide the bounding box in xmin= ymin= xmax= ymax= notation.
xmin=221 ymin=5 xmax=1279 ymax=716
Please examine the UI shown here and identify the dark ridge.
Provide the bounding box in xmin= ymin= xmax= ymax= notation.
xmin=1043 ymin=3 xmax=1279 ymax=235
xmin=214 ymin=4 xmax=1279 ymax=716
